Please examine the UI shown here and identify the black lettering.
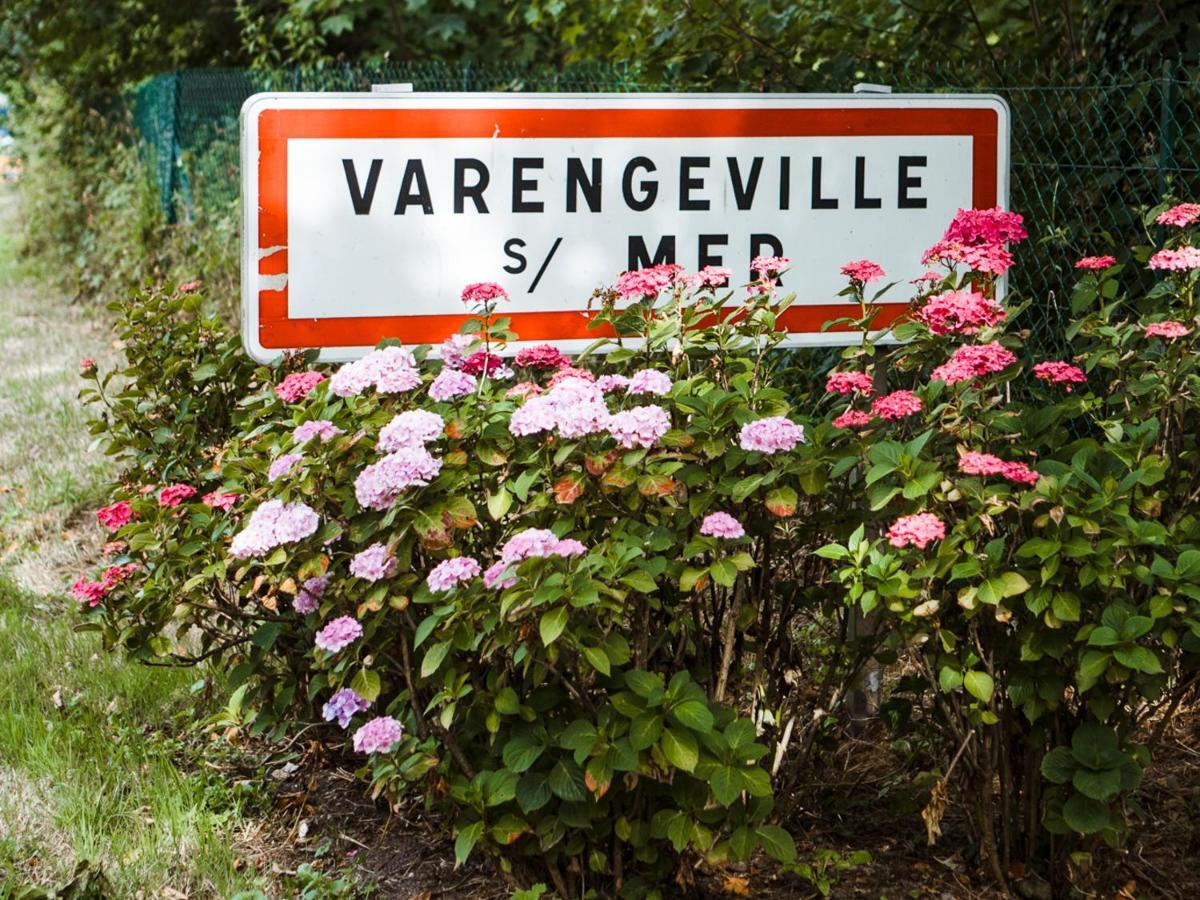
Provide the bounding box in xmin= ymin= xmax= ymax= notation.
xmin=512 ymin=158 xmax=544 ymax=213
xmin=811 ymin=157 xmax=837 ymax=209
xmin=727 ymin=157 xmax=762 ymax=210
xmin=343 ymin=158 xmax=382 ymax=215
xmin=628 ymin=235 xmax=676 ymax=269
xmin=779 ymin=157 xmax=790 ymax=210
xmin=566 ymin=158 xmax=602 ymax=212
xmin=854 ymin=156 xmax=882 ymax=209
xmin=453 ymin=159 xmax=490 ymax=214
xmin=622 ymin=157 xmax=658 ymax=211
xmin=679 ymin=156 xmax=710 ymax=210
xmin=750 ymin=233 xmax=784 ymax=285
xmin=898 ymin=155 xmax=928 ymax=208
xmin=698 ymin=234 xmax=728 ymax=270
xmin=503 ymin=239 xmax=527 ymax=274
xmin=394 ymin=160 xmax=433 ymax=214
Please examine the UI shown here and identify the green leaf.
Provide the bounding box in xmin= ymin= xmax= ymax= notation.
xmin=711 ymin=766 xmax=742 ymax=805
xmin=350 ymin=668 xmax=381 ymax=703
xmin=581 ymin=645 xmax=611 ymax=675
xmin=502 ymin=733 xmax=545 ymax=772
xmin=486 ymin=487 xmax=513 ymax=520
xmin=963 ymin=671 xmax=995 ymax=703
xmin=1062 ymin=793 xmax=1111 ymax=835
xmin=1051 ymin=593 xmax=1081 ymax=623
xmin=670 ymin=700 xmax=714 ymax=733
xmin=494 ymin=687 xmax=520 ymax=715
xmin=1113 ymin=645 xmax=1163 ymax=674
xmin=629 ymin=713 xmax=664 ymax=751
xmin=1072 ymin=767 xmax=1123 ymax=802
xmin=710 ymin=558 xmax=738 ymax=588
xmin=251 ymin=621 xmax=282 ymax=649
xmin=413 ymin=614 xmax=440 ymax=650
xmin=724 ymin=719 xmax=756 ymax=751
xmin=660 ymin=727 xmax=699 ymax=772
xmin=454 ymin=821 xmax=484 ymax=866
xmin=482 ymin=769 xmax=519 ymax=806
xmin=625 ymin=670 xmax=664 ymax=700
xmin=420 ymin=640 xmax=451 ymax=677
xmin=1041 ymin=747 xmax=1076 ymax=784
xmin=756 ymin=825 xmax=797 ymax=864
xmin=539 ymin=607 xmax=568 ymax=646
xmin=547 ymin=761 xmax=586 ymax=801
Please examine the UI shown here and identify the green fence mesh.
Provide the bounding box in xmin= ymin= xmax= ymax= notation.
xmin=126 ymin=61 xmax=1200 ymax=356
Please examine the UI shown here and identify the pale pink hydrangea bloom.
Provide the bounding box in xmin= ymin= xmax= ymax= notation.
xmin=439 ymin=333 xmax=474 ymax=369
xmin=840 ymin=259 xmax=885 ymax=284
xmin=294 ymin=575 xmax=327 ymax=614
xmin=378 ymin=409 xmax=444 ymax=452
xmin=931 ymin=341 xmax=1018 ymax=385
xmin=97 ymin=500 xmax=135 ymax=531
xmin=750 ymin=255 xmax=790 ymax=277
xmin=353 ymin=716 xmax=404 ymax=754
xmin=427 ymin=556 xmax=482 ymax=592
xmin=500 ymin=529 xmax=568 ymax=564
xmin=628 ymin=369 xmax=673 ymax=396
xmin=738 ymin=417 xmax=805 ymax=454
xmin=700 ymin=512 xmax=745 ymax=539
xmin=330 ymin=347 xmax=421 ymax=397
xmin=824 ymin=371 xmax=874 ymax=396
xmin=887 ymin=513 xmax=946 ymax=550
xmin=461 ymin=282 xmax=509 ymax=306
xmin=687 ymin=265 xmax=732 ymax=289
xmin=350 ymin=543 xmax=397 ymax=582
xmin=916 ymin=289 xmax=1005 ymax=335
xmin=429 ymin=368 xmax=477 ymax=401
xmin=293 ymin=420 xmax=344 ymax=445
xmin=510 ymin=377 xmax=609 ymax=440
xmin=548 ymin=367 xmax=596 ymax=387
xmin=607 ymin=405 xmax=671 ymax=449
xmin=354 ymin=447 xmax=442 ymax=510
xmin=159 ymin=483 xmax=196 ymax=508
xmin=1143 ymin=320 xmax=1191 ymax=339
xmin=202 ymin=491 xmax=238 ymax=511
xmin=322 ymin=688 xmax=370 ymax=729
xmin=268 ymin=453 xmax=303 ymax=482
xmin=553 ymin=539 xmax=588 ymax=558
xmin=597 ymin=374 xmax=631 ymax=393
xmin=483 ymin=561 xmax=517 ymax=590
xmin=314 ymin=615 xmax=362 ymax=653
xmin=1031 ymin=361 xmax=1087 ymax=390
xmin=230 ymin=500 xmax=320 ymax=558
xmin=833 ymin=409 xmax=872 ymax=429
xmin=1075 ymin=255 xmax=1117 ymax=270
xmin=615 ymin=264 xmax=682 ymax=301
xmin=1155 ymin=203 xmax=1200 ymax=227
xmin=871 ymin=390 xmax=923 ymax=421
xmin=1148 ymin=247 xmax=1200 ymax=271
xmin=275 ymin=371 xmax=326 ymax=403
xmin=505 ymin=381 xmax=542 ymax=400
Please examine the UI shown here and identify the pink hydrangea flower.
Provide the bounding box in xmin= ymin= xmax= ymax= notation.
xmin=322 ymin=688 xmax=370 ymax=729
xmin=700 ymin=512 xmax=745 ymax=539
xmin=887 ymin=513 xmax=946 ymax=550
xmin=916 ymin=289 xmax=1006 ymax=335
xmin=931 ymin=341 xmax=1017 ymax=385
xmin=628 ymin=369 xmax=673 ymax=396
xmin=1000 ymin=461 xmax=1040 ymax=485
xmin=871 ymin=390 xmax=923 ymax=421
xmin=738 ymin=417 xmax=805 ymax=454
xmin=72 ymin=578 xmax=108 ymax=607
xmin=911 ymin=271 xmax=942 ymax=285
xmin=607 ymin=405 xmax=671 ymax=449
xmin=353 ymin=716 xmax=404 ymax=754
xmin=687 ymin=265 xmax=732 ymax=289
xmin=229 ymin=500 xmax=320 ymax=559
xmin=824 ymin=371 xmax=874 ymax=396
xmin=461 ymin=282 xmax=509 ymax=307
xmin=439 ymin=333 xmax=474 ymax=369
xmin=515 ymin=344 xmax=570 ymax=370
xmin=349 ymin=543 xmax=397 ymax=582
xmin=158 ymin=484 xmax=196 ymax=508
xmin=179 ymin=280 xmax=202 ymax=294
xmin=597 ymin=374 xmax=630 ymax=393
xmin=500 ymin=529 xmax=564 ymax=564
xmin=1076 ymin=255 xmax=1117 ymax=270
xmin=1031 ymin=361 xmax=1087 ymax=390
xmin=202 ymin=491 xmax=238 ymax=511
xmin=921 ymin=208 xmax=1026 ymax=277
xmin=1148 ymin=247 xmax=1200 ymax=271
xmin=101 ymin=541 xmax=126 ymax=558
xmin=294 ymin=575 xmax=327 ymax=614
xmin=461 ymin=351 xmax=505 ymax=376
xmin=268 ymin=453 xmax=303 ymax=482
xmin=505 ymin=381 xmax=542 ymax=400
xmin=833 ymin=409 xmax=872 ymax=429
xmin=923 ymin=240 xmax=1015 ymax=275
xmin=615 ymin=264 xmax=682 ymax=301
xmin=293 ymin=420 xmax=344 ymax=445
xmin=483 ymin=561 xmax=517 ymax=590
xmin=429 ymin=368 xmax=477 ymax=401
xmin=314 ymin=615 xmax=362 ymax=653
xmin=510 ymin=377 xmax=608 ymax=440
xmin=378 ymin=410 xmax=444 ymax=452
xmin=427 ymin=556 xmax=482 ymax=592
xmin=1143 ymin=320 xmax=1191 ymax=339
xmin=1155 ymin=203 xmax=1200 ymax=227
xmin=275 ymin=371 xmax=326 ymax=403
xmin=840 ymin=259 xmax=885 ymax=284
xmin=79 ymin=358 xmax=96 ymax=375
xmin=330 ymin=347 xmax=421 ymax=397
xmin=548 ymin=367 xmax=596 ymax=387
xmin=97 ymin=500 xmax=135 ymax=531
xmin=958 ymin=452 xmax=1039 ymax=485
xmin=553 ymin=538 xmax=587 ymax=558
xmin=750 ymin=256 xmax=791 ymax=277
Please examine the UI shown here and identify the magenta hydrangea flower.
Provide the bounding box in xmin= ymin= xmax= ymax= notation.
xmin=628 ymin=369 xmax=673 ymax=396
xmin=293 ymin=420 xmax=344 ymax=445
xmin=887 ymin=513 xmax=946 ymax=550
xmin=72 ymin=578 xmax=108 ymax=607
xmin=921 ymin=208 xmax=1027 ymax=277
xmin=427 ymin=556 xmax=482 ymax=592
xmin=1155 ymin=203 xmax=1200 ymax=227
xmin=322 ymin=688 xmax=371 ymax=729
xmin=354 ymin=447 xmax=442 ymax=510
xmin=958 ymin=452 xmax=1039 ymax=486
xmin=353 ymin=716 xmax=404 ymax=754
xmin=916 ymin=289 xmax=1005 ymax=335
xmin=738 ymin=417 xmax=804 ymax=454
xmin=461 ymin=281 xmax=509 ymax=306
xmin=230 ymin=500 xmax=320 ymax=559
xmin=158 ymin=483 xmax=196 ymax=508
xmin=429 ymin=368 xmax=477 ymax=401
xmin=275 ymin=371 xmax=326 ymax=403
xmin=315 ymin=615 xmax=363 ymax=653
xmin=1143 ymin=320 xmax=1191 ymax=339
xmin=607 ymin=405 xmax=671 ymax=449
xmin=931 ymin=341 xmax=1017 ymax=385
xmin=871 ymin=390 xmax=923 ymax=421
xmin=1075 ymin=255 xmax=1117 ymax=270
xmin=824 ymin=371 xmax=874 ymax=396
xmin=700 ymin=512 xmax=745 ymax=539
xmin=350 ymin=543 xmax=397 ymax=582
xmin=1031 ymin=361 xmax=1087 ymax=391
xmin=833 ymin=409 xmax=872 ymax=429
xmin=1148 ymin=247 xmax=1200 ymax=271
xmin=96 ymin=501 xmax=135 ymax=531
xmin=268 ymin=453 xmax=303 ymax=482
xmin=615 ymin=264 xmax=682 ymax=301
xmin=461 ymin=351 xmax=504 ymax=376
xmin=379 ymin=409 xmax=444 ymax=452
xmin=483 ymin=561 xmax=517 ymax=590
xmin=840 ymin=259 xmax=885 ymax=284
xmin=514 ymin=344 xmax=570 ymax=370
xmin=294 ymin=575 xmax=327 ymax=614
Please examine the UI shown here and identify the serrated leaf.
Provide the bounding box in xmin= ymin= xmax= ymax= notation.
xmin=964 ymin=671 xmax=994 ymax=703
xmin=660 ymin=727 xmax=699 ymax=772
xmin=756 ymin=825 xmax=797 ymax=863
xmin=454 ymin=821 xmax=484 ymax=866
xmin=711 ymin=766 xmax=742 ymax=805
xmin=420 ymin=641 xmax=451 ymax=677
xmin=1062 ymin=793 xmax=1111 ymax=834
xmin=671 ymin=700 xmax=714 ymax=733
xmin=539 ymin=607 xmax=568 ymax=646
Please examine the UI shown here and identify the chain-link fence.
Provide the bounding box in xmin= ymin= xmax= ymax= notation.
xmin=126 ymin=61 xmax=1200 ymax=355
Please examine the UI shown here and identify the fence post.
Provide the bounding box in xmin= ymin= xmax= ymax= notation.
xmin=1157 ymin=59 xmax=1176 ymax=201
xmin=162 ymin=71 xmax=180 ymax=225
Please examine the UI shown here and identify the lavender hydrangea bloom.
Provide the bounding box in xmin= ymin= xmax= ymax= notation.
xmin=507 ymin=376 xmax=609 ymax=440
xmin=293 ymin=420 xmax=344 ymax=445
xmin=314 ymin=615 xmax=362 ymax=653
xmin=330 ymin=346 xmax=421 ymax=397
xmin=700 ymin=512 xmax=745 ymax=539
xmin=483 ymin=561 xmax=516 ymax=590
xmin=628 ymin=369 xmax=673 ymax=396
xmin=322 ymin=688 xmax=371 ymax=729
xmin=429 ymin=368 xmax=477 ymax=401
xmin=352 ymin=716 xmax=404 ymax=754
xmin=426 ymin=556 xmax=482 ymax=592
xmin=294 ymin=575 xmax=328 ymax=614
xmin=349 ymin=543 xmax=397 ymax=582
xmin=737 ymin=417 xmax=805 ymax=455
xmin=552 ymin=538 xmax=587 ymax=558
xmin=597 ymin=374 xmax=630 ymax=393
xmin=268 ymin=453 xmax=303 ymax=482
xmin=229 ymin=500 xmax=320 ymax=559
xmin=378 ymin=409 xmax=444 ymax=452
xmin=607 ymin=405 xmax=671 ymax=449
xmin=500 ymin=528 xmax=563 ymax=564
xmin=354 ymin=446 xmax=442 ymax=511
xmin=439 ymin=333 xmax=473 ymax=369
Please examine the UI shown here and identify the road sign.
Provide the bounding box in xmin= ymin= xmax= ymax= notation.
xmin=241 ymin=92 xmax=1009 ymax=361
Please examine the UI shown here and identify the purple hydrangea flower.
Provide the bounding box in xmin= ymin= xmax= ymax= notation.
xmin=628 ymin=369 xmax=673 ymax=396
xmin=322 ymin=688 xmax=371 ymax=729
xmin=268 ymin=453 xmax=303 ymax=482
xmin=229 ymin=500 xmax=320 ymax=559
xmin=293 ymin=420 xmax=344 ymax=445
xmin=378 ymin=409 xmax=444 ymax=452
xmin=427 ymin=556 xmax=482 ymax=592
xmin=429 ymin=369 xmax=477 ymax=401
xmin=352 ymin=715 xmax=404 ymax=754
xmin=349 ymin=543 xmax=397 ymax=582
xmin=354 ymin=447 xmax=442 ymax=511
xmin=483 ymin=561 xmax=516 ymax=590
xmin=294 ymin=575 xmax=328 ymax=614
xmin=738 ymin=417 xmax=805 ymax=455
xmin=315 ymin=615 xmax=362 ymax=653
xmin=607 ymin=405 xmax=671 ymax=449
xmin=700 ymin=512 xmax=745 ymax=539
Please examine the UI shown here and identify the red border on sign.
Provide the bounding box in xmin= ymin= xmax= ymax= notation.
xmin=256 ymin=106 xmax=999 ymax=349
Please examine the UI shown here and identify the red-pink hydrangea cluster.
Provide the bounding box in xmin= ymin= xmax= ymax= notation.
xmin=275 ymin=371 xmax=326 ymax=403
xmin=922 ymin=207 xmax=1027 ymax=275
xmin=461 ymin=281 xmax=509 ymax=306
xmin=514 ymin=344 xmax=571 ymax=370
xmin=931 ymin=341 xmax=1017 ymax=385
xmin=1148 ymin=247 xmax=1200 ymax=271
xmin=158 ymin=483 xmax=196 ymax=508
xmin=1155 ymin=203 xmax=1200 ymax=227
xmin=887 ymin=513 xmax=946 ymax=550
xmin=958 ymin=452 xmax=1039 ymax=486
xmin=72 ymin=563 xmax=139 ymax=607
xmin=1031 ymin=361 xmax=1087 ymax=391
xmin=738 ymin=416 xmax=805 ymax=454
xmin=461 ymin=351 xmax=507 ymax=377
xmin=1143 ymin=321 xmax=1191 ymax=339
xmin=687 ymin=265 xmax=732 ymax=289
xmin=1075 ymin=255 xmax=1117 ymax=270
xmin=615 ymin=264 xmax=682 ymax=301
xmin=202 ymin=490 xmax=238 ymax=511
xmin=750 ymin=255 xmax=790 ymax=278
xmin=79 ymin=357 xmax=96 ymax=376
xmin=96 ymin=500 xmax=135 ymax=531
xmin=871 ymin=390 xmax=923 ymax=421
xmin=833 ymin=409 xmax=872 ymax=429
xmin=916 ymin=289 xmax=1005 ymax=335
xmin=840 ymin=259 xmax=885 ymax=284
xmin=825 ymin=371 xmax=874 ymax=396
